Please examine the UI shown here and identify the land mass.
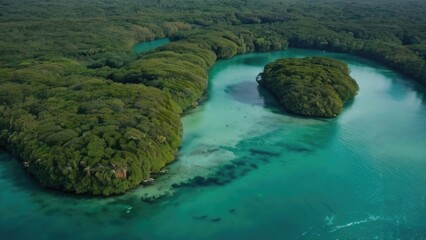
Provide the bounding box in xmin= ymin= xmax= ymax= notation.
xmin=0 ymin=0 xmax=425 ymax=195
xmin=257 ymin=57 xmax=359 ymax=117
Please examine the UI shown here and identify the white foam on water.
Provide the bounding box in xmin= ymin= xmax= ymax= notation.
xmin=330 ymin=215 xmax=383 ymax=233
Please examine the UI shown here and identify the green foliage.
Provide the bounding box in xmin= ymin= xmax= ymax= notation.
xmin=112 ymin=29 xmax=246 ymax=110
xmin=258 ymin=57 xmax=359 ymax=118
xmin=0 ymin=0 xmax=425 ymax=195
xmin=0 ymin=58 xmax=182 ymax=195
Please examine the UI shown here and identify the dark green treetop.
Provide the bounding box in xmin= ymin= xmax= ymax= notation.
xmin=258 ymin=57 xmax=359 ymax=117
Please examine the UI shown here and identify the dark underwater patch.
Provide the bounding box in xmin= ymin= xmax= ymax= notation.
xmin=282 ymin=144 xmax=312 ymax=153
xmin=136 ymin=129 xmax=317 ymax=204
xmin=249 ymin=149 xmax=280 ymax=156
xmin=225 ymin=81 xmax=264 ymax=106
xmin=193 ymin=215 xmax=208 ymax=220
xmin=141 ymin=193 xmax=170 ymax=204
xmin=189 ymin=146 xmax=220 ymax=156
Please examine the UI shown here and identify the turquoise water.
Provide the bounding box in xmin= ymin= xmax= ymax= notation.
xmin=1 ymin=49 xmax=426 ymax=239
xmin=133 ymin=38 xmax=170 ymax=54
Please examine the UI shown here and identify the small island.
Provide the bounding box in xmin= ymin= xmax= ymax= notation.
xmin=257 ymin=57 xmax=359 ymax=118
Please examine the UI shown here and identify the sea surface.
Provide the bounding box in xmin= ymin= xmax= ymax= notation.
xmin=1 ymin=46 xmax=426 ymax=239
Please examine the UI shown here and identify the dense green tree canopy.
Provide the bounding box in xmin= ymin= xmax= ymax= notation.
xmin=0 ymin=0 xmax=425 ymax=195
xmin=258 ymin=57 xmax=359 ymax=117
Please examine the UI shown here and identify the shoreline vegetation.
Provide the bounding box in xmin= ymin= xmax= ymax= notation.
xmin=0 ymin=0 xmax=425 ymax=195
xmin=257 ymin=57 xmax=359 ymax=118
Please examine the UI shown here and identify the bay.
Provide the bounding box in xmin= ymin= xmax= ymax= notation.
xmin=1 ymin=48 xmax=425 ymax=239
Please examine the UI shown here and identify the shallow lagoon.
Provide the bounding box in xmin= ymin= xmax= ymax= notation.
xmin=1 ymin=49 xmax=426 ymax=239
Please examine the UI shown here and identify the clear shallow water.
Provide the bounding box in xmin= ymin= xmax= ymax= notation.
xmin=1 ymin=49 xmax=426 ymax=239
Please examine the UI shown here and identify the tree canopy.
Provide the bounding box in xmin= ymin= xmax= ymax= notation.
xmin=258 ymin=57 xmax=359 ymax=117
xmin=0 ymin=0 xmax=425 ymax=195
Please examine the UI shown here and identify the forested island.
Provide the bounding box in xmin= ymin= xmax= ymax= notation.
xmin=257 ymin=57 xmax=359 ymax=117
xmin=0 ymin=0 xmax=425 ymax=195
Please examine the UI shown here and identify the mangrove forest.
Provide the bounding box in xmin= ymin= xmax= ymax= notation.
xmin=257 ymin=57 xmax=359 ymax=117
xmin=0 ymin=0 xmax=425 ymax=195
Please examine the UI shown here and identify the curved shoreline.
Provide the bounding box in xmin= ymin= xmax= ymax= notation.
xmin=257 ymin=57 xmax=359 ymax=118
xmin=0 ymin=28 xmax=425 ymax=196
